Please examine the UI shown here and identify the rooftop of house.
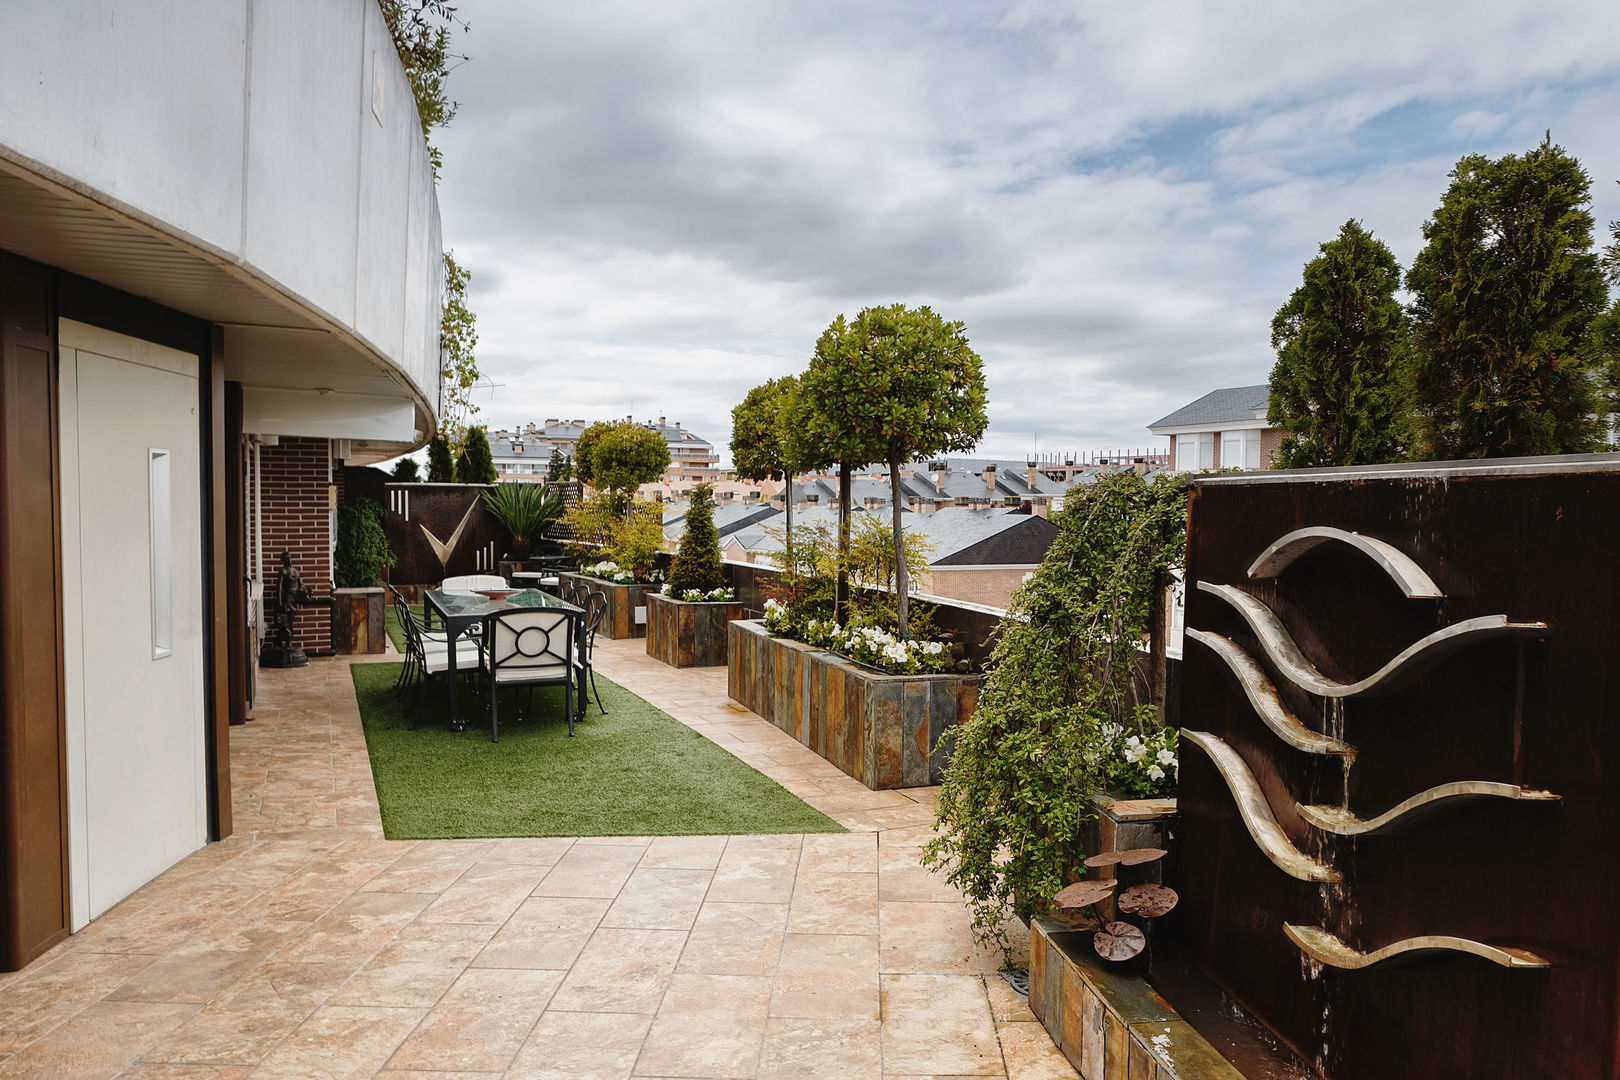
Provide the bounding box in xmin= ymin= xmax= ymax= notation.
xmin=490 ymin=417 xmax=714 ymax=456
xmin=1147 ymin=385 xmax=1271 ymax=430
xmin=723 ymin=505 xmax=1056 ymax=567
xmin=661 ymin=501 xmax=781 ymax=542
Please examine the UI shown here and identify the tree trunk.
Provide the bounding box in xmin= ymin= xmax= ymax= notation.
xmin=1148 ymin=571 xmax=1168 ymax=716
xmin=783 ymin=470 xmax=794 ymax=576
xmin=890 ymin=459 xmax=908 ymax=636
xmin=835 ymin=463 xmax=851 ymax=625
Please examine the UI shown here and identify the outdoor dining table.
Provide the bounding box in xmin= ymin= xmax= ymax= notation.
xmin=422 ymin=588 xmax=586 ymax=732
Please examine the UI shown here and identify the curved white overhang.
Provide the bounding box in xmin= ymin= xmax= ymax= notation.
xmin=0 ymin=0 xmax=443 ymax=454
xmin=1247 ymin=527 xmax=1444 ymax=599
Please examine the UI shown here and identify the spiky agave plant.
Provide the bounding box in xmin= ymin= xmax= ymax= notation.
xmin=481 ymin=483 xmax=564 ymax=557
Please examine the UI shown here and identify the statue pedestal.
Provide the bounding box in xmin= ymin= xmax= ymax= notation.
xmin=259 ymin=642 xmax=309 ymax=668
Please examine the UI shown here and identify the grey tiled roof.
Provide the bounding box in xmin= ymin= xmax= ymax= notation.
xmin=1147 ymin=385 xmax=1270 ymax=430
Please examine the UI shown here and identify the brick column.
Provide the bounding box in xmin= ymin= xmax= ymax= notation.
xmin=258 ymin=436 xmax=334 ymax=656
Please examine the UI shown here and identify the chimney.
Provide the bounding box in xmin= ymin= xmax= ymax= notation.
xmin=1026 ymin=458 xmax=1038 ymax=492
xmin=658 ymin=416 xmax=666 ymax=427
xmin=984 ymin=463 xmax=997 ymax=492
xmin=932 ymin=460 xmax=948 ymax=492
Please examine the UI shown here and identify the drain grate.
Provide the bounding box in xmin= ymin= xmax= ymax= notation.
xmin=1002 ymin=967 xmax=1029 ymax=1000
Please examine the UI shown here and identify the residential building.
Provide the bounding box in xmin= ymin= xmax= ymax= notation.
xmin=0 ymin=2 xmax=443 ymax=967
xmin=489 ymin=415 xmax=720 ymax=484
xmin=1147 ymin=385 xmax=1281 ymax=471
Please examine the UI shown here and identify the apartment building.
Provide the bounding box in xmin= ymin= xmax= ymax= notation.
xmin=1147 ymin=385 xmax=1281 ymax=471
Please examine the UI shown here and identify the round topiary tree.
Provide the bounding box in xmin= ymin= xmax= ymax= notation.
xmin=574 ymin=420 xmax=671 ymax=515
xmin=456 ymin=425 xmax=498 ymax=484
xmin=665 ymin=482 xmax=727 ymax=597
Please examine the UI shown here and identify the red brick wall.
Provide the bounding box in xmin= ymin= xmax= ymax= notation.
xmin=259 ymin=437 xmax=333 ymax=655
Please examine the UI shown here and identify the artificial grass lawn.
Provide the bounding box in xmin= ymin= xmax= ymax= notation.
xmin=350 ymin=661 xmax=844 ymax=839
xmin=384 ymin=605 xmax=407 ymax=653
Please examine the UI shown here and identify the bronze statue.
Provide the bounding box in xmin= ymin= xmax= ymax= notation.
xmin=260 ymin=549 xmax=318 ymax=668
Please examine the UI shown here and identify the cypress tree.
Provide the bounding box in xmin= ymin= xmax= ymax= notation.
xmin=456 ymin=426 xmax=498 ymax=484
xmin=1267 ymin=220 xmax=1409 ymax=467
xmin=390 ymin=457 xmax=420 ymax=482
xmin=666 ymin=482 xmax=727 ymax=596
xmin=1406 ymin=136 xmax=1609 ymax=458
xmin=426 ymin=435 xmax=456 ymax=482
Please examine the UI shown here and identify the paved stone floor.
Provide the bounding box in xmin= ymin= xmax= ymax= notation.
xmin=0 ymin=636 xmax=1074 ymax=1079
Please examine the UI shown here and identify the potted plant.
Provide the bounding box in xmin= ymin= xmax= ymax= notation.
xmin=648 ymin=484 xmax=745 ymax=667
xmin=331 ymin=497 xmax=396 ymax=654
xmin=482 ymin=482 xmax=564 ymax=560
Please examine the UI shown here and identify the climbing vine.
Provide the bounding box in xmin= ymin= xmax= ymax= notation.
xmin=923 ymin=470 xmax=1187 ymax=960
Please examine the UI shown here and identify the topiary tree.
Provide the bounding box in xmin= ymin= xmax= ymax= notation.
xmin=800 ymin=304 xmax=987 ymax=636
xmin=1267 ymin=220 xmax=1410 ymax=467
xmin=666 ymin=482 xmax=727 ymax=596
xmin=1406 ymin=136 xmax=1610 ymax=458
xmin=573 ymin=420 xmax=671 ymax=515
xmin=548 ymin=446 xmax=572 ymax=482
xmin=732 ymin=375 xmax=831 ymax=578
xmin=390 ymin=456 xmax=420 ymax=482
xmin=456 ymin=425 xmax=498 ymax=483
xmin=333 ymin=498 xmax=397 ymax=587
xmin=426 ymin=434 xmax=456 ymax=482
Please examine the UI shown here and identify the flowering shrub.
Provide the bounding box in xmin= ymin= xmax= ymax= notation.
xmin=667 ymin=586 xmax=735 ymax=603
xmin=582 ymin=560 xmax=664 ymax=586
xmin=1094 ymin=719 xmax=1179 ymax=799
xmin=800 ymin=618 xmax=949 ymax=676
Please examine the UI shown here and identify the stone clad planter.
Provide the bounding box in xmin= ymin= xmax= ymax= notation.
xmin=330 ymin=587 xmax=385 ymax=655
xmin=728 ymin=619 xmax=978 ymax=789
xmin=558 ymin=573 xmax=652 ymax=639
xmin=645 ymin=592 xmax=746 ymax=668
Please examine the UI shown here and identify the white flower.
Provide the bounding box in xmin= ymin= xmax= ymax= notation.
xmin=1147 ymin=764 xmax=1166 ymax=781
xmin=1156 ymin=748 xmax=1176 ymax=766
xmin=1125 ymin=735 xmax=1142 ymax=749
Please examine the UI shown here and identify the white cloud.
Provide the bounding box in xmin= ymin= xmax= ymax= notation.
xmin=434 ymin=0 xmax=1620 ymax=466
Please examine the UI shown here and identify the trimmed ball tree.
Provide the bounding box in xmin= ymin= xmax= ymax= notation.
xmin=574 ymin=420 xmax=671 ymax=516
xmin=731 ymin=375 xmax=831 ymax=577
xmin=666 ymin=482 xmax=727 ymax=596
xmin=800 ymin=304 xmax=987 ymax=636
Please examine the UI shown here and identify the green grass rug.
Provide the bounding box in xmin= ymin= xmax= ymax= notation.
xmin=350 ymin=662 xmax=844 ymax=839
xmin=384 ymin=605 xmax=407 ymax=653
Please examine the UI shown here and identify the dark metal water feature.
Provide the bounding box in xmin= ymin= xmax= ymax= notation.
xmin=1171 ymin=454 xmax=1620 ymax=1079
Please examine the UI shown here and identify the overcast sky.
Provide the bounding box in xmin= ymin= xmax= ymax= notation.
xmin=434 ymin=0 xmax=1620 ymax=467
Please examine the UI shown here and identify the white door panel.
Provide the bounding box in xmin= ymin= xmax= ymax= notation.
xmin=59 ymin=321 xmax=205 ymax=927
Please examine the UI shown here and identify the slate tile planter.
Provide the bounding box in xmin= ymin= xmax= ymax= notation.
xmin=728 ymin=619 xmax=978 ymax=789
xmin=331 ymin=587 xmax=386 ymax=655
xmin=645 ymin=592 xmax=746 ymax=668
xmin=557 ymin=573 xmax=653 ymax=640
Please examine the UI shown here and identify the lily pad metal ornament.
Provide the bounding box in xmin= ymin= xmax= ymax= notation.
xmin=1094 ymin=921 xmax=1147 ymax=961
xmin=1052 ymin=878 xmax=1117 ymax=913
xmin=1084 ymin=848 xmax=1167 ymax=869
xmin=1117 ymin=883 xmax=1179 ymax=918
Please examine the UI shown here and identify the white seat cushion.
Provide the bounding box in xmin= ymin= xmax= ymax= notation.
xmin=491 ymin=662 xmax=569 ymax=684
xmin=421 ymin=640 xmax=484 ymax=673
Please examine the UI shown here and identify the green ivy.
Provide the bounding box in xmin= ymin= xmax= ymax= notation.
xmin=923 ymin=470 xmax=1186 ymax=961
xmin=334 ymin=498 xmax=397 ymax=588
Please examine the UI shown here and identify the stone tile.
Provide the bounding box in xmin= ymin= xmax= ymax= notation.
xmin=485 ymin=837 xmax=576 ymax=866
xmin=879 ymin=901 xmax=980 ymax=974
xmin=769 ymin=934 xmax=879 ymax=1021
xmin=0 ymin=949 xmax=158 ymax=1052
xmin=600 ymin=867 xmax=714 ymax=931
xmin=635 ymin=973 xmax=773 ymax=1078
xmin=676 ymin=903 xmax=789 ymax=976
xmin=0 ymin=1000 xmax=196 ymax=1079
xmin=998 ymin=1021 xmax=1079 ymax=1079
xmin=386 ymin=967 xmax=564 ymax=1072
xmin=532 ymin=844 xmax=646 ymax=899
xmin=756 ymin=1016 xmax=882 ymax=1080
xmin=420 ymin=862 xmax=550 ymax=925
xmin=329 ymin=921 xmax=497 ymax=1008
xmin=641 ymin=836 xmax=727 ymax=870
xmin=142 ymin=962 xmax=354 ymax=1065
xmin=787 ymin=873 xmax=878 ymax=935
xmin=878 ymin=844 xmax=960 ymax=903
xmin=505 ymin=1009 xmax=653 ymax=1079
xmin=119 ymin=1067 xmax=252 ymax=1080
xmin=106 ymin=920 xmax=309 ymax=1004
xmin=362 ymin=842 xmax=494 ymax=894
xmin=472 ymin=897 xmax=611 ymax=971
xmin=797 ymin=833 xmax=878 ymax=874
xmin=549 ymin=928 xmax=687 ymax=1014
xmin=706 ymin=839 xmax=801 ymax=905
xmin=985 ymin=974 xmax=1036 ymax=1024
xmin=880 ymin=974 xmax=1003 ymax=1077
xmin=246 ymin=1004 xmax=426 ymax=1079
xmin=270 ymin=891 xmax=434 ymax=965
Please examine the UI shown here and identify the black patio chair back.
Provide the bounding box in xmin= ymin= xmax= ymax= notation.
xmin=576 ymin=589 xmax=609 ymax=716
xmin=484 ymin=607 xmax=576 ymax=741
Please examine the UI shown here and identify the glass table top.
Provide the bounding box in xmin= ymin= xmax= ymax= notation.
xmin=424 ymin=588 xmax=581 ymax=619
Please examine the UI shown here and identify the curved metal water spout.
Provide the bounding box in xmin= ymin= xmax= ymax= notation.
xmin=1180 ymin=730 xmax=1340 ymax=883
xmin=1247 ymin=527 xmax=1445 ymax=599
xmin=1297 ymin=782 xmax=1560 ymax=837
xmin=1284 ymin=923 xmax=1549 ymax=970
xmin=1186 ymin=629 xmax=1354 ymax=757
xmin=1197 ymin=582 xmax=1547 ymax=698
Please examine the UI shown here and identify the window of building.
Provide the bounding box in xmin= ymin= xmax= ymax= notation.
xmin=1179 ymin=433 xmax=1215 ymax=471
xmin=1220 ymin=429 xmax=1261 ymax=470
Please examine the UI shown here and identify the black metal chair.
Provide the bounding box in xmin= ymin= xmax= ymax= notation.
xmin=574 ymin=589 xmax=609 ymax=716
xmin=482 ymin=607 xmax=576 ymax=741
xmin=394 ymin=592 xmax=483 ymax=723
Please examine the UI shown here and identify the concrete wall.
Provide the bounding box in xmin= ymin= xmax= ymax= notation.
xmin=0 ymin=0 xmax=441 ymax=406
